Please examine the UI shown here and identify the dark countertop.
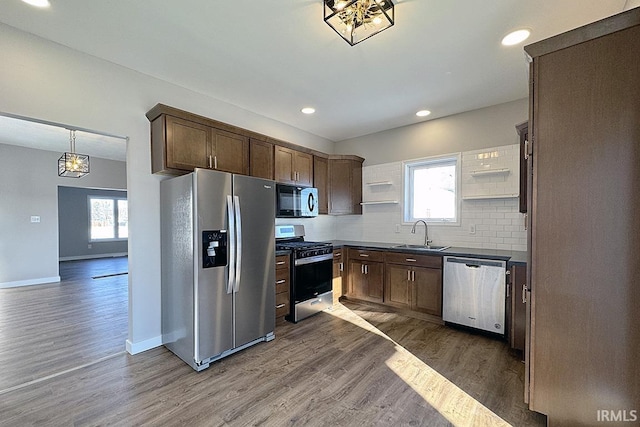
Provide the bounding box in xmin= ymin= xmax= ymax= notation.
xmin=327 ymin=240 xmax=527 ymax=265
xmin=275 ymin=249 xmax=291 ymax=257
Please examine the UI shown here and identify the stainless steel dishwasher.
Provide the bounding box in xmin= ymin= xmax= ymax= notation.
xmin=442 ymin=256 xmax=507 ymax=335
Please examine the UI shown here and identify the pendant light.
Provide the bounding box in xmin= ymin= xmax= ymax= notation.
xmin=58 ymin=129 xmax=90 ymax=178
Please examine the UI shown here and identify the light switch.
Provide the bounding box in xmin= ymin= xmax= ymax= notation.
xmin=30 ymin=216 xmax=41 ymax=223
xmin=469 ymin=224 xmax=476 ymax=234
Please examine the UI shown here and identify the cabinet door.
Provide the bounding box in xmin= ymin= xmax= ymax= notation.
xmin=384 ymin=264 xmax=411 ymax=309
xmin=411 ymin=266 xmax=442 ymax=316
xmin=165 ymin=116 xmax=210 ymax=171
xmin=366 ymin=262 xmax=384 ymax=302
xmin=348 ymin=260 xmax=367 ymax=300
xmin=314 ymin=156 xmax=329 ymax=214
xmin=274 ymin=146 xmax=295 ymax=184
xmin=294 ymin=151 xmax=313 ymax=187
xmin=329 ymin=158 xmax=363 ymax=215
xmin=250 ymin=139 xmax=274 ymax=180
xmin=211 ymin=128 xmax=249 ymax=175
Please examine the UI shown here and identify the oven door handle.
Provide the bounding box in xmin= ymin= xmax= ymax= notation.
xmin=294 ymin=253 xmax=333 ymax=266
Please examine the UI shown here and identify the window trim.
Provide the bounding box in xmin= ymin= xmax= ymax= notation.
xmin=88 ymin=196 xmax=129 ymax=242
xmin=402 ymin=153 xmax=461 ymax=226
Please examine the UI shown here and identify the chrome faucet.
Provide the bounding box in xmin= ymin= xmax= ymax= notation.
xmin=411 ymin=220 xmax=432 ymax=247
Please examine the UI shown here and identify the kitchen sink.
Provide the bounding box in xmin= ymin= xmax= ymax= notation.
xmin=392 ymin=244 xmax=450 ymax=251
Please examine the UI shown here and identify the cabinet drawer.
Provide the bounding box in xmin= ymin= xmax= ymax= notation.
xmin=276 ymin=273 xmax=289 ymax=294
xmin=333 ymin=250 xmax=343 ymax=262
xmin=275 ymin=255 xmax=290 ymax=270
xmin=348 ymin=249 xmax=384 ymax=262
xmin=275 ymin=292 xmax=289 ymax=318
xmin=385 ymin=252 xmax=442 ymax=269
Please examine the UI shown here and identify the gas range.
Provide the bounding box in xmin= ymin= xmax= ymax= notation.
xmin=275 ymin=240 xmax=333 ymax=260
xmin=275 ymin=225 xmax=333 ymax=323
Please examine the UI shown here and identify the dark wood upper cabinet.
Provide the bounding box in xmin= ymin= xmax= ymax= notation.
xmin=329 ymin=156 xmax=363 ymax=215
xmin=274 ymin=146 xmax=313 ymax=186
xmin=313 ymin=155 xmax=329 ymax=214
xmin=153 ymin=115 xmax=210 ymax=174
xmin=515 ymin=121 xmax=528 ymax=213
xmin=249 ymin=139 xmax=274 ymax=180
xmin=211 ymin=128 xmax=249 ymax=175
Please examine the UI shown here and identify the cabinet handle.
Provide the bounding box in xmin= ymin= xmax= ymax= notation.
xmin=406 ymin=258 xmax=417 ymax=262
xmin=276 ymin=261 xmax=285 ymax=265
xmin=339 ymin=262 xmax=343 ymax=272
xmin=276 ymin=303 xmax=286 ymax=309
xmin=407 ymin=270 xmax=411 ymax=281
xmin=208 ymin=155 xmax=213 ymax=169
xmin=359 ymin=254 xmax=369 ymax=257
xmin=522 ymin=284 xmax=528 ymax=304
xmin=365 ymin=265 xmax=369 ymax=274
xmin=214 ymin=155 xmax=218 ymax=169
xmin=335 ymin=252 xmax=341 ymax=257
xmin=411 ymin=271 xmax=415 ymax=281
xmin=361 ymin=264 xmax=364 ymax=274
xmin=276 ymin=279 xmax=286 ymax=284
xmin=506 ymin=283 xmax=510 ymax=298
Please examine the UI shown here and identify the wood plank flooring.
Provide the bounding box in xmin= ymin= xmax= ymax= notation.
xmin=0 ymin=257 xmax=128 ymax=392
xmin=0 ymin=258 xmax=545 ymax=426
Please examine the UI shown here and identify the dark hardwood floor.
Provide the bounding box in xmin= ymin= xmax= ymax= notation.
xmin=0 ymin=257 xmax=128 ymax=393
xmin=0 ymin=260 xmax=545 ymax=426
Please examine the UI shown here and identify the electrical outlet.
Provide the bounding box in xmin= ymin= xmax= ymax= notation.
xmin=395 ymin=224 xmax=401 ymax=233
xmin=469 ymin=224 xmax=476 ymax=234
xmin=30 ymin=216 xmax=40 ymax=223
xmin=88 ymin=244 xmax=92 ymax=249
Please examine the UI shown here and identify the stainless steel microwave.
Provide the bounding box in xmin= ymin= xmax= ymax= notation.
xmin=276 ymin=184 xmax=318 ymax=218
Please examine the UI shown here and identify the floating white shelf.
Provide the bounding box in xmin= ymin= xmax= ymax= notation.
xmin=365 ymin=181 xmax=393 ymax=186
xmin=360 ymin=200 xmax=399 ymax=205
xmin=462 ymin=194 xmax=518 ymax=200
xmin=470 ymin=168 xmax=511 ymax=177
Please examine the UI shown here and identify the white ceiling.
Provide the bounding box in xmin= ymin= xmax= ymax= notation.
xmin=0 ymin=0 xmax=633 ymax=150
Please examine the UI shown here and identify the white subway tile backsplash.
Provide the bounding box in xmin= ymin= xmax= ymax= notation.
xmin=327 ymin=154 xmax=527 ymax=252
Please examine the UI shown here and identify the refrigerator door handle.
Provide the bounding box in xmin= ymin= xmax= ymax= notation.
xmin=226 ymin=195 xmax=235 ymax=294
xmin=233 ymin=195 xmax=242 ymax=292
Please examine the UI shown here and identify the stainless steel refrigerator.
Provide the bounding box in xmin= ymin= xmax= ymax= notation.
xmin=161 ymin=168 xmax=275 ymax=371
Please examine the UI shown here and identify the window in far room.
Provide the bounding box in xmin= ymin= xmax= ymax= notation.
xmin=89 ymin=197 xmax=128 ymax=240
xmin=403 ymin=154 xmax=460 ymax=224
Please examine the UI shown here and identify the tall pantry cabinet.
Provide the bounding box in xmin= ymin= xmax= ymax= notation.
xmin=524 ymin=8 xmax=639 ymax=425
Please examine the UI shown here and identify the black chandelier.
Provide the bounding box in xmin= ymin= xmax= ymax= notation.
xmin=324 ymin=0 xmax=395 ymax=46
xmin=58 ymin=129 xmax=90 ymax=178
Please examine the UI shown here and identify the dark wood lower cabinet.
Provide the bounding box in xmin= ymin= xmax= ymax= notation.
xmin=347 ymin=260 xmax=383 ymax=303
xmin=275 ymin=255 xmax=290 ymax=323
xmin=384 ymin=264 xmax=411 ymax=309
xmin=509 ymin=264 xmax=526 ymax=353
xmin=411 ymin=266 xmax=442 ymax=316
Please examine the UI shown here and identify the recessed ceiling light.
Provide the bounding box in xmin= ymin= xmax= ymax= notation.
xmin=501 ymin=29 xmax=531 ymax=46
xmin=301 ymin=107 xmax=316 ymax=115
xmin=416 ymin=110 xmax=431 ymax=117
xmin=21 ymin=0 xmax=50 ymax=7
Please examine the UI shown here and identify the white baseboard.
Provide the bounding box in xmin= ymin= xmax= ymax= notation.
xmin=0 ymin=276 xmax=61 ymax=289
xmin=126 ymin=335 xmax=162 ymax=355
xmin=59 ymin=252 xmax=128 ymax=261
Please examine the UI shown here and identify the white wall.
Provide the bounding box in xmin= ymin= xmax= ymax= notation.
xmin=0 ymin=23 xmax=334 ymax=353
xmin=0 ymin=143 xmax=126 ymax=287
xmin=334 ymin=99 xmax=527 ymax=166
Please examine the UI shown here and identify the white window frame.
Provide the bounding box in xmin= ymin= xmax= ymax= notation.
xmin=402 ymin=153 xmax=461 ymax=225
xmin=88 ymin=196 xmax=128 ymax=242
